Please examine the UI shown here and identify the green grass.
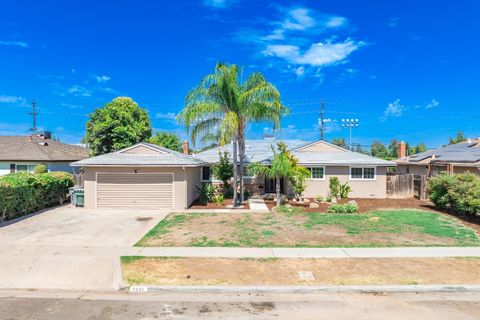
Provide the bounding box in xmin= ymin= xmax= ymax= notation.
xmin=136 ymin=209 xmax=480 ymax=248
xmin=305 ymin=209 xmax=479 ymax=244
xmin=135 ymin=214 xmax=188 ymax=246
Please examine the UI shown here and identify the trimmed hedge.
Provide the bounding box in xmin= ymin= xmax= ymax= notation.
xmin=0 ymin=172 xmax=74 ymax=222
xmin=426 ymin=173 xmax=480 ymax=216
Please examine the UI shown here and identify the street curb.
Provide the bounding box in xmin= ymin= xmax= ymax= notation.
xmin=128 ymin=284 xmax=480 ymax=294
xmin=113 ymin=258 xmax=129 ymax=291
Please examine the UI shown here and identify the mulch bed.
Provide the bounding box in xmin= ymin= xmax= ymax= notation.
xmin=189 ymin=198 xmax=250 ymax=210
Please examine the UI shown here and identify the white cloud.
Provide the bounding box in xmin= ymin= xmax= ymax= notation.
xmin=388 ymin=17 xmax=399 ymax=27
xmin=68 ymin=85 xmax=92 ymax=97
xmin=264 ymin=39 xmax=364 ymax=67
xmin=381 ymin=99 xmax=406 ymax=122
xmin=94 ymin=75 xmax=111 ymax=83
xmin=0 ymin=40 xmax=29 ymax=48
xmin=236 ymin=6 xmax=361 ymax=80
xmin=0 ymin=95 xmax=26 ymax=104
xmin=156 ymin=112 xmax=177 ymax=120
xmin=203 ymin=0 xmax=236 ymax=9
xmin=425 ymin=99 xmax=439 ymax=109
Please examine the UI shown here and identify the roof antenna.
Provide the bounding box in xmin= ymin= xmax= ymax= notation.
xmin=29 ymin=99 xmax=38 ymax=133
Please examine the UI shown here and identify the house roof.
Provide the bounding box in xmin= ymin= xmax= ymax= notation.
xmin=71 ymin=142 xmax=205 ymax=167
xmin=398 ymin=140 xmax=480 ymax=165
xmin=0 ymin=135 xmax=89 ymax=161
xmin=195 ymin=139 xmax=307 ymax=164
xmin=196 ymin=139 xmax=396 ymax=167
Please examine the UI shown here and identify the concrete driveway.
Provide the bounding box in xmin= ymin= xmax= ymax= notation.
xmin=0 ymin=205 xmax=168 ymax=290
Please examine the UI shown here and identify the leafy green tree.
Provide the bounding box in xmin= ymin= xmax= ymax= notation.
xmin=332 ymin=137 xmax=347 ymax=148
xmin=449 ymin=131 xmax=467 ymax=145
xmin=148 ymin=131 xmax=182 ymax=152
xmin=387 ymin=139 xmax=399 ymax=158
xmin=177 ymin=63 xmax=287 ymax=207
xmin=85 ymin=97 xmax=152 ymax=156
xmin=414 ymin=143 xmax=427 ymax=154
xmin=371 ymin=141 xmax=388 ymax=159
xmin=213 ymin=151 xmax=233 ymax=189
xmin=249 ymin=142 xmax=309 ymax=207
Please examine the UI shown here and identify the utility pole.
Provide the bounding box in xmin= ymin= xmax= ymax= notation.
xmin=29 ymin=100 xmax=38 ymax=132
xmin=320 ymin=97 xmax=325 ymax=140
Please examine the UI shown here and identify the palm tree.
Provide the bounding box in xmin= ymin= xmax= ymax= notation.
xmin=249 ymin=142 xmax=310 ymax=207
xmin=177 ymin=63 xmax=241 ymax=205
xmin=177 ymin=63 xmax=287 ymax=207
xmin=236 ymin=72 xmax=288 ymax=203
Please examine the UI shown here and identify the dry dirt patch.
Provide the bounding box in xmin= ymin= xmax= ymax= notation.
xmin=122 ymin=257 xmax=480 ymax=286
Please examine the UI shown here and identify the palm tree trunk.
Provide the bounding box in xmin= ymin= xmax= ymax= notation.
xmin=238 ymin=131 xmax=245 ymax=204
xmin=232 ymin=137 xmax=239 ymax=207
xmin=276 ymin=176 xmax=281 ymax=207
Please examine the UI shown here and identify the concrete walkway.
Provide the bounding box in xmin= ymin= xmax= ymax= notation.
xmin=130 ymin=246 xmax=480 ymax=258
xmin=248 ymin=198 xmax=269 ymax=212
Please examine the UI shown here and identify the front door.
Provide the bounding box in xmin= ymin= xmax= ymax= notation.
xmin=265 ymin=177 xmax=284 ymax=193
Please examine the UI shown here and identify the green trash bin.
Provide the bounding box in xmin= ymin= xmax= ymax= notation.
xmin=75 ymin=189 xmax=84 ymax=207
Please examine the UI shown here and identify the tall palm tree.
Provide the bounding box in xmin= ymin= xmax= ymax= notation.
xmin=177 ymin=63 xmax=287 ymax=207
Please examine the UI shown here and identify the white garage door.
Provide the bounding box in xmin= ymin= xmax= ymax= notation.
xmin=96 ymin=173 xmax=173 ymax=209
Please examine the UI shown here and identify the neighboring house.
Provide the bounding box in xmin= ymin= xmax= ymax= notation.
xmin=71 ymin=139 xmax=395 ymax=210
xmin=0 ymin=134 xmax=89 ymax=175
xmin=396 ymin=139 xmax=480 ymax=176
xmin=70 ymin=142 xmax=204 ymax=210
xmin=196 ymin=138 xmax=396 ymax=199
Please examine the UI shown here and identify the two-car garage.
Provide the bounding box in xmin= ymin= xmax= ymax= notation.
xmin=96 ymin=173 xmax=174 ymax=209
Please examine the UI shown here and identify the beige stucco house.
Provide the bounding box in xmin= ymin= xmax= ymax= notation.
xmin=71 ymin=139 xmax=395 ymax=210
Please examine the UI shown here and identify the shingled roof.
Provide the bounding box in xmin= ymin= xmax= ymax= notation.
xmin=0 ymin=135 xmax=89 ymax=161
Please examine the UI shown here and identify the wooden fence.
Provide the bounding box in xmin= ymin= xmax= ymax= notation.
xmin=386 ymin=173 xmax=427 ymax=200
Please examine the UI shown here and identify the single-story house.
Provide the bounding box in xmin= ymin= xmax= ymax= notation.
xmin=0 ymin=134 xmax=89 ymax=175
xmin=71 ymin=138 xmax=395 ymax=210
xmin=196 ymin=138 xmax=396 ymax=199
xmin=396 ymin=139 xmax=480 ymax=176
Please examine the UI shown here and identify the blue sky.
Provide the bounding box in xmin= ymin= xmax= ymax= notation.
xmin=1 ymin=0 xmax=479 ymax=148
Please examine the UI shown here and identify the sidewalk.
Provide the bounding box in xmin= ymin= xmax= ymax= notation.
xmin=130 ymin=246 xmax=480 ymax=258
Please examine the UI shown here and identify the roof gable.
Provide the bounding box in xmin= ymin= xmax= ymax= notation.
xmin=119 ymin=144 xmax=167 ymax=155
xmin=294 ymin=140 xmax=350 ymax=153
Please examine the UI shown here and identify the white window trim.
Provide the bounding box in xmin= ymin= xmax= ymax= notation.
xmin=200 ymin=166 xmax=222 ymax=183
xmin=307 ymin=166 xmax=326 ymax=180
xmin=200 ymin=166 xmax=212 ymax=182
xmin=349 ymin=166 xmax=376 ymax=181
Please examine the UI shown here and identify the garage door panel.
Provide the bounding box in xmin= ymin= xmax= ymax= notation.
xmin=96 ymin=173 xmax=173 ymax=209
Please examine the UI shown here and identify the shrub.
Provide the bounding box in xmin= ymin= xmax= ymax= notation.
xmin=329 ymin=177 xmax=340 ymax=199
xmin=328 ymin=203 xmax=358 ymax=213
xmin=338 ymin=182 xmax=351 ymax=199
xmin=33 ymin=164 xmax=47 ymax=174
xmin=213 ymin=194 xmax=225 ymax=206
xmin=196 ymin=183 xmax=216 ymax=205
xmin=315 ymin=195 xmax=324 ymax=202
xmin=426 ymin=173 xmax=480 ymax=216
xmin=0 ymin=172 xmax=74 ymax=222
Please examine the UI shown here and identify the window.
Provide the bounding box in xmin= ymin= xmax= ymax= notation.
xmin=201 ymin=166 xmax=211 ymax=182
xmin=350 ymin=167 xmax=376 ymax=180
xmin=15 ymin=164 xmax=35 ymax=173
xmin=308 ymin=167 xmax=325 ymax=180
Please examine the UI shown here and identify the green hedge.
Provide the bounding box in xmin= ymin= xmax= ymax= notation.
xmin=0 ymin=172 xmax=74 ymax=222
xmin=426 ymin=173 xmax=480 ymax=216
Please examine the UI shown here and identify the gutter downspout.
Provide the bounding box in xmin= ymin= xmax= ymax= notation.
xmin=183 ymin=166 xmax=187 ymax=210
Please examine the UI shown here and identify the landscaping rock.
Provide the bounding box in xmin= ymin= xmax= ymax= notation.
xmin=309 ymin=202 xmax=319 ymax=209
xmin=349 ymin=200 xmax=358 ymax=206
xmin=331 ymin=197 xmax=337 ymax=204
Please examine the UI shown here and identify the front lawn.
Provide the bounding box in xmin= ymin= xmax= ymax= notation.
xmin=135 ymin=209 xmax=480 ymax=248
xmin=121 ymin=256 xmax=480 ymax=286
